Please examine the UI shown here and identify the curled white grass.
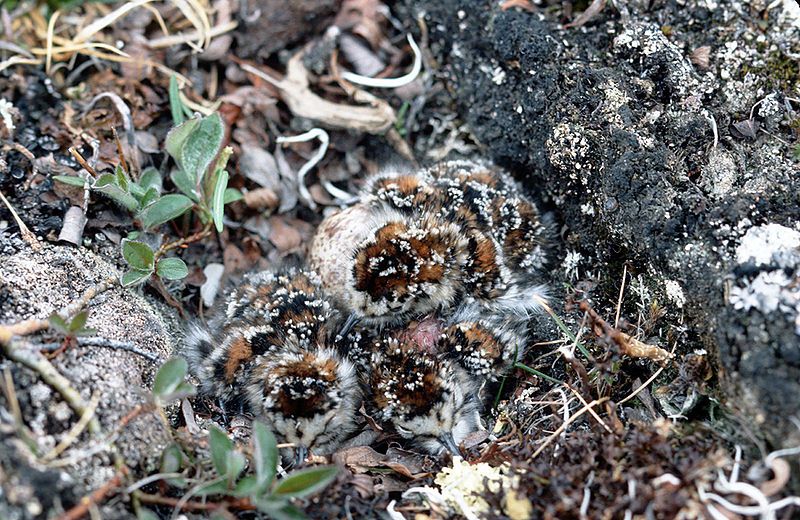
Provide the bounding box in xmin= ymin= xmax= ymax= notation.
xmin=697 ymin=444 xmax=800 ymax=520
xmin=385 ymin=500 xmax=405 ymax=520
xmin=341 ymin=34 xmax=422 ymax=89
xmin=276 ymin=128 xmax=330 ymax=210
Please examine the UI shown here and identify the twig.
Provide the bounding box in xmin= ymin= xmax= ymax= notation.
xmin=1 ymin=142 xmax=40 ymax=190
xmin=531 ymin=397 xmax=610 ymax=459
xmin=155 ymin=223 xmax=213 ymax=261
xmin=135 ymin=492 xmax=256 ymax=513
xmin=36 ymin=337 xmax=163 ymax=364
xmin=111 ymin=127 xmax=130 ymax=177
xmin=563 ymin=384 xmax=613 ymax=434
xmin=0 ymin=188 xmax=41 ymax=250
xmin=56 ymin=468 xmax=128 ymax=520
xmin=68 ymin=147 xmax=99 ymax=178
xmin=42 ymin=392 xmax=102 ymax=461
xmin=614 ymin=264 xmax=628 ymax=328
xmin=1 ymin=337 xmax=102 ymax=434
xmin=1 ymin=368 xmax=38 ymax=453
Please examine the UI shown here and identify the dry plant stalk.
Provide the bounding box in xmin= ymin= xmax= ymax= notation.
xmin=242 ymin=51 xmax=396 ymax=134
xmin=578 ymin=300 xmax=673 ymax=364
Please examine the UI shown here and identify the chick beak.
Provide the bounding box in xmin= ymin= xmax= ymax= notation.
xmin=293 ymin=445 xmax=309 ymax=467
xmin=338 ymin=313 xmax=361 ymax=339
xmin=439 ymin=432 xmax=462 ymax=457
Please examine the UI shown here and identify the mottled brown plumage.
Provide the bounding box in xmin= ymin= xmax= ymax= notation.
xmin=182 ymin=269 xmax=361 ymax=456
xmin=309 ymin=160 xmax=550 ymax=325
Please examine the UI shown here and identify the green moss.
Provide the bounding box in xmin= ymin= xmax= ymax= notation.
xmin=739 ymin=52 xmax=800 ymax=95
xmin=763 ymin=52 xmax=800 ymax=93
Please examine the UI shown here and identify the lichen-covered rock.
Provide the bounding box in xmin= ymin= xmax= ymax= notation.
xmin=0 ymin=231 xmax=180 ymax=518
xmin=411 ymin=0 xmax=800 ymax=448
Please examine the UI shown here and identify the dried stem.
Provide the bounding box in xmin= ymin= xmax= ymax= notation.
xmin=1 ymin=337 xmax=101 ymax=434
xmin=135 ymin=492 xmax=256 ymax=512
xmin=68 ymin=147 xmax=99 ymax=178
xmin=56 ymin=468 xmax=128 ymax=520
xmin=155 ymin=222 xmax=213 ymax=261
xmin=531 ymin=397 xmax=610 ymax=460
xmin=0 ymin=188 xmax=41 ymax=250
xmin=578 ymin=300 xmax=673 ymax=364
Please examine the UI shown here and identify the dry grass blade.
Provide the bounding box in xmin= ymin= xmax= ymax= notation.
xmin=531 ymin=397 xmax=610 ymax=459
xmin=73 ymin=0 xmax=156 ymax=43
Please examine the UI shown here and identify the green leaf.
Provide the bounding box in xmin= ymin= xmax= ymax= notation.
xmin=69 ymin=311 xmax=88 ymax=333
xmin=152 ymin=357 xmax=188 ymax=399
xmin=115 ymin=164 xmax=129 ymax=191
xmin=139 ymin=193 xmax=193 ymax=229
xmin=208 ymin=424 xmax=233 ymax=477
xmin=48 ymin=314 xmax=70 ymax=334
xmin=93 ymin=173 xmax=139 ymax=211
xmin=139 ymin=187 xmax=160 ymax=208
xmin=232 ymin=475 xmax=259 ymax=497
xmin=253 ymin=421 xmax=278 ymax=491
xmin=156 ymin=257 xmax=189 ymax=280
xmin=211 ymin=169 xmax=228 ymax=233
xmin=165 ymin=116 xmax=200 ymax=163
xmin=122 ymin=240 xmax=155 ymax=270
xmin=225 ymin=450 xmax=246 ymax=487
xmin=136 ymin=508 xmax=160 ymax=520
xmin=224 ymin=187 xmax=243 ymax=204
xmin=253 ymin=500 xmax=306 ymax=520
xmin=169 ymin=75 xmax=185 ymax=126
xmin=54 ymin=175 xmax=86 ymax=187
xmin=121 ymin=269 xmax=152 ymax=286
xmin=170 ymin=168 xmax=200 ymax=202
xmin=181 ymin=113 xmax=223 ymax=185
xmin=272 ymin=466 xmax=338 ymax=499
xmin=159 ymin=443 xmax=188 ymax=486
xmin=128 ymin=181 xmax=145 ymax=200
xmin=195 ymin=479 xmax=229 ymax=497
xmin=139 ymin=167 xmax=162 ymax=194
xmin=160 ymin=443 xmax=184 ymax=473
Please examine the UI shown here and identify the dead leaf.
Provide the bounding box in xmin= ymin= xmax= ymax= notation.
xmin=223 ymin=244 xmax=250 ymax=274
xmin=268 ymin=216 xmax=302 ymax=252
xmin=239 ymin=144 xmax=281 ymax=191
xmin=733 ymin=118 xmax=759 ymax=139
xmin=243 ymin=187 xmax=280 ymax=211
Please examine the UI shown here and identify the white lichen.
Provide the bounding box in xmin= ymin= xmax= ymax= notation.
xmin=736 ymin=223 xmax=800 ymax=268
xmin=0 ymin=98 xmax=15 ymax=136
xmin=562 ymin=250 xmax=583 ymax=281
xmin=664 ymin=280 xmax=686 ymax=309
xmin=729 ymin=223 xmax=800 ymax=335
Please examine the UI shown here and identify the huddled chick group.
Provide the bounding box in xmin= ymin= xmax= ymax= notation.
xmin=183 ymin=160 xmax=550 ymax=461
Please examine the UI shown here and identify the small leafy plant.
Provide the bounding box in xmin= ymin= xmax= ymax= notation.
xmin=48 ymin=310 xmax=96 ymax=340
xmin=55 ymin=76 xmax=242 ymax=287
xmin=139 ymin=358 xmax=338 ymax=519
